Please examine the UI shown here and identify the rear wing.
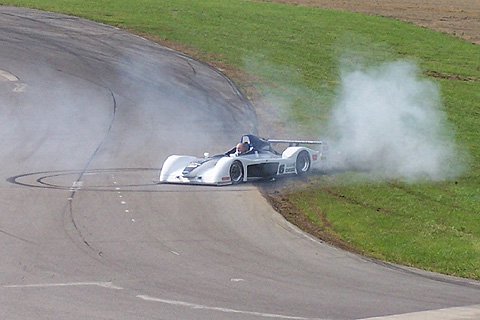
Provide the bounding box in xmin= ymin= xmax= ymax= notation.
xmin=267 ymin=139 xmax=324 ymax=147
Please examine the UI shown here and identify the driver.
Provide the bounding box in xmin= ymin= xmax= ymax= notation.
xmin=235 ymin=142 xmax=250 ymax=156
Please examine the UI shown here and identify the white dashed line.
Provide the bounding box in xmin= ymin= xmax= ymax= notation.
xmin=13 ymin=83 xmax=27 ymax=92
xmin=72 ymin=181 xmax=83 ymax=189
xmin=2 ymin=281 xmax=123 ymax=290
xmin=0 ymin=69 xmax=27 ymax=92
xmin=0 ymin=69 xmax=19 ymax=81
xmin=137 ymin=295 xmax=318 ymax=319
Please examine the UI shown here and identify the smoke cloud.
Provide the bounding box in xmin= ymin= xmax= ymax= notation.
xmin=244 ymin=50 xmax=467 ymax=182
xmin=328 ymin=60 xmax=466 ymax=181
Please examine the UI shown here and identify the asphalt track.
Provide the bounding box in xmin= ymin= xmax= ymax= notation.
xmin=1 ymin=6 xmax=480 ymax=320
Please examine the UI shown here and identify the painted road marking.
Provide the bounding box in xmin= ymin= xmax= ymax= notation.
xmin=360 ymin=304 xmax=480 ymax=320
xmin=1 ymin=281 xmax=123 ymax=290
xmin=4 ymin=280 xmax=476 ymax=319
xmin=137 ymin=294 xmax=321 ymax=320
xmin=0 ymin=69 xmax=27 ymax=92
xmin=72 ymin=181 xmax=83 ymax=190
xmin=13 ymin=83 xmax=27 ymax=92
xmin=0 ymin=69 xmax=19 ymax=82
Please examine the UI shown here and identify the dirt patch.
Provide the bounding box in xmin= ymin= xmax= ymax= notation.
xmin=256 ymin=0 xmax=480 ymax=45
xmin=256 ymin=175 xmax=362 ymax=254
xmin=426 ymin=70 xmax=479 ymax=82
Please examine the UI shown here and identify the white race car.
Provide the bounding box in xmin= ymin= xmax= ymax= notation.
xmin=158 ymin=134 xmax=328 ymax=185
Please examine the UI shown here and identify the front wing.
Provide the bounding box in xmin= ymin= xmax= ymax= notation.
xmin=159 ymin=155 xmax=236 ymax=185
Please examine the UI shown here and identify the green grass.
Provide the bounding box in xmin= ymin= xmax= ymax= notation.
xmin=289 ymin=177 xmax=480 ymax=278
xmin=2 ymin=0 xmax=480 ymax=279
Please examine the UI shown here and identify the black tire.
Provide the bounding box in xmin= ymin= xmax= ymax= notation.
xmin=230 ymin=161 xmax=244 ymax=184
xmin=296 ymin=151 xmax=311 ymax=174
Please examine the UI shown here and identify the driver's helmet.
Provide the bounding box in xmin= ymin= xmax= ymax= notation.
xmin=235 ymin=142 xmax=249 ymax=155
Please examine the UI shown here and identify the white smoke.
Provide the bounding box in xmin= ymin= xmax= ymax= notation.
xmin=328 ymin=60 xmax=466 ymax=181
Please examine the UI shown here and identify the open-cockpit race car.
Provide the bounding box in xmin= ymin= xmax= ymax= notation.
xmin=158 ymin=134 xmax=328 ymax=185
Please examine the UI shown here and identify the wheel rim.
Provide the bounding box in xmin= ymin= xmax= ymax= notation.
xmin=297 ymin=152 xmax=311 ymax=173
xmin=230 ymin=162 xmax=243 ymax=183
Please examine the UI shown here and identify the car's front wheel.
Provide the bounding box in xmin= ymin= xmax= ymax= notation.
xmin=230 ymin=161 xmax=244 ymax=184
xmin=296 ymin=151 xmax=311 ymax=174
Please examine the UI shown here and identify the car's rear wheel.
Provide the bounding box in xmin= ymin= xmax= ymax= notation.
xmin=230 ymin=161 xmax=244 ymax=184
xmin=296 ymin=151 xmax=311 ymax=174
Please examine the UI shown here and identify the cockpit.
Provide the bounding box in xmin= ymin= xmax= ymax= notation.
xmin=240 ymin=134 xmax=279 ymax=155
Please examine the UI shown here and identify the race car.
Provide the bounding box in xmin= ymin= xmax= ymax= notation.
xmin=158 ymin=134 xmax=328 ymax=185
